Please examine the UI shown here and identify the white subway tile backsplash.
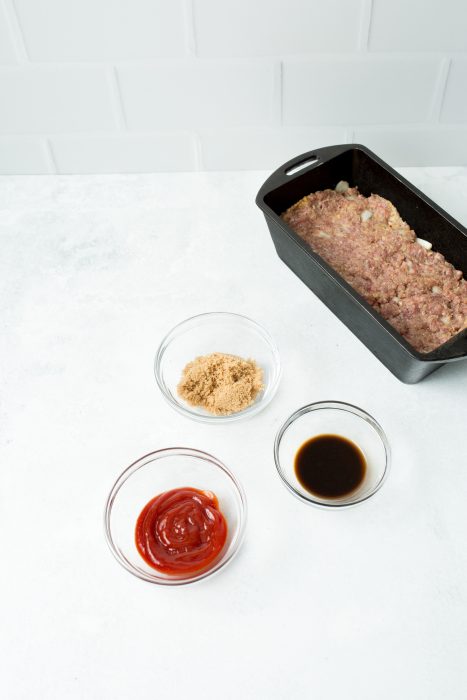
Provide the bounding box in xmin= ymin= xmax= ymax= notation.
xmin=118 ymin=61 xmax=276 ymax=129
xmin=283 ymin=57 xmax=441 ymax=126
xmin=0 ymin=137 xmax=50 ymax=173
xmin=13 ymin=0 xmax=187 ymax=60
xmin=200 ymin=127 xmax=347 ymax=170
xmin=370 ymin=0 xmax=467 ymax=52
xmin=0 ymin=2 xmax=465 ymax=172
xmin=0 ymin=4 xmax=17 ymax=63
xmin=0 ymin=67 xmax=115 ymax=133
xmin=193 ymin=0 xmax=362 ymax=57
xmin=50 ymin=133 xmax=197 ymax=173
xmin=352 ymin=127 xmax=467 ymax=166
xmin=440 ymin=59 xmax=467 ymax=123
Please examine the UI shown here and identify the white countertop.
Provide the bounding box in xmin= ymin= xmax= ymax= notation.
xmin=1 ymin=167 xmax=466 ymax=700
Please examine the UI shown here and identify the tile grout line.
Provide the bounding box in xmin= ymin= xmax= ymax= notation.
xmin=44 ymin=138 xmax=58 ymax=174
xmin=108 ymin=66 xmax=127 ymax=130
xmin=358 ymin=0 xmax=374 ymax=51
xmin=0 ymin=50 xmax=462 ymax=69
xmin=183 ymin=0 xmax=197 ymax=57
xmin=348 ymin=122 xmax=467 ymax=133
xmin=2 ymin=0 xmax=29 ymax=63
xmin=429 ymin=57 xmax=451 ymax=123
xmin=6 ymin=126 xmax=438 ymax=139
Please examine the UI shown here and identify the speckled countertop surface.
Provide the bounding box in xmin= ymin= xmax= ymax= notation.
xmin=1 ymin=168 xmax=466 ymax=700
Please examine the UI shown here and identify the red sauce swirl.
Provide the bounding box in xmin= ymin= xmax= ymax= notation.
xmin=135 ymin=487 xmax=228 ymax=575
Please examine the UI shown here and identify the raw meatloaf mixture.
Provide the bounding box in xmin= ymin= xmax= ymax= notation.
xmin=282 ymin=182 xmax=467 ymax=353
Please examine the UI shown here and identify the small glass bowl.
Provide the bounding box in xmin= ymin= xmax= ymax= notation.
xmin=154 ymin=312 xmax=281 ymax=423
xmin=104 ymin=448 xmax=247 ymax=585
xmin=274 ymin=401 xmax=390 ymax=508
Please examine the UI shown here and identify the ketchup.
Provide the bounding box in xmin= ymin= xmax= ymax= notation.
xmin=135 ymin=487 xmax=228 ymax=575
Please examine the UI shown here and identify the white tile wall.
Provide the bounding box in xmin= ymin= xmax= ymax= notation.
xmin=13 ymin=0 xmax=187 ymax=60
xmin=0 ymin=66 xmax=115 ymax=133
xmin=352 ymin=127 xmax=467 ymax=166
xmin=0 ymin=137 xmax=51 ymax=173
xmin=50 ymin=133 xmax=197 ymax=173
xmin=283 ymin=57 xmax=441 ymax=125
xmin=193 ymin=0 xmax=362 ymax=56
xmin=117 ymin=61 xmax=277 ymax=129
xmin=370 ymin=0 xmax=467 ymax=52
xmin=200 ymin=127 xmax=347 ymax=170
xmin=0 ymin=2 xmax=17 ymax=63
xmin=0 ymin=0 xmax=466 ymax=173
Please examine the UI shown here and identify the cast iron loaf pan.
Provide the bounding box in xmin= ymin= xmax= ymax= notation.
xmin=256 ymin=144 xmax=467 ymax=383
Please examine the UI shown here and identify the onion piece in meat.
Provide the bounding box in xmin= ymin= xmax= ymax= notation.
xmin=416 ymin=237 xmax=432 ymax=250
xmin=335 ymin=180 xmax=349 ymax=193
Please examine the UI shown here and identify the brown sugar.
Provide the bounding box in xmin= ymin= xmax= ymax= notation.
xmin=177 ymin=352 xmax=264 ymax=416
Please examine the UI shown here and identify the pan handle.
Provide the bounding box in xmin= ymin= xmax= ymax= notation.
xmin=423 ymin=329 xmax=467 ymax=363
xmin=255 ymin=144 xmax=354 ymax=204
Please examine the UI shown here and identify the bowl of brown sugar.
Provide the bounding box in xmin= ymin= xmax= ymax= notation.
xmin=154 ymin=312 xmax=281 ymax=422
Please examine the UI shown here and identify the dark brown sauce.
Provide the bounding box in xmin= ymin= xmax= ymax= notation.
xmin=294 ymin=434 xmax=366 ymax=499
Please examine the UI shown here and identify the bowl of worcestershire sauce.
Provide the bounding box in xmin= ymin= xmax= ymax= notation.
xmin=274 ymin=401 xmax=390 ymax=508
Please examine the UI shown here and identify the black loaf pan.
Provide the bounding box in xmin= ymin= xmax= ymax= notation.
xmin=256 ymin=144 xmax=467 ymax=383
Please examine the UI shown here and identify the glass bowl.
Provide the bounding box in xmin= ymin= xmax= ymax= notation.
xmin=104 ymin=448 xmax=247 ymax=585
xmin=274 ymin=401 xmax=390 ymax=508
xmin=154 ymin=312 xmax=281 ymax=423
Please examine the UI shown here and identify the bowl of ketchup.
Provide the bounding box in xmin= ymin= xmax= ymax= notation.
xmin=104 ymin=448 xmax=246 ymax=585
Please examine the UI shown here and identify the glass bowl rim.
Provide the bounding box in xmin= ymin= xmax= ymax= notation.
xmin=104 ymin=446 xmax=248 ymax=585
xmin=154 ymin=311 xmax=282 ymax=423
xmin=274 ymin=400 xmax=391 ymax=509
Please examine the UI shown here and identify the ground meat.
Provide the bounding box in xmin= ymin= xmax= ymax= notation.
xmin=282 ymin=184 xmax=467 ymax=353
